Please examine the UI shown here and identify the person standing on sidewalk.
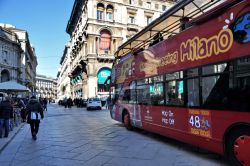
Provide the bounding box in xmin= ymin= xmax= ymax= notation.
xmin=0 ymin=96 xmax=13 ymax=138
xmin=26 ymin=96 xmax=44 ymax=140
xmin=17 ymin=97 xmax=26 ymax=122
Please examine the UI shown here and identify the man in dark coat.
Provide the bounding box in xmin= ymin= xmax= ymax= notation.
xmin=0 ymin=96 xmax=13 ymax=138
xmin=26 ymin=96 xmax=44 ymax=140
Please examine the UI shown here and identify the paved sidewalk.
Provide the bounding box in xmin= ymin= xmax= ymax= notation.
xmin=0 ymin=122 xmax=25 ymax=153
xmin=0 ymin=104 xmax=228 ymax=166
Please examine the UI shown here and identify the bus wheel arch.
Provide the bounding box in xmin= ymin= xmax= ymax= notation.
xmin=224 ymin=123 xmax=250 ymax=166
xmin=122 ymin=109 xmax=133 ymax=130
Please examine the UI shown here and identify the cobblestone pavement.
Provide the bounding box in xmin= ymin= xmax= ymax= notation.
xmin=0 ymin=104 xmax=229 ymax=166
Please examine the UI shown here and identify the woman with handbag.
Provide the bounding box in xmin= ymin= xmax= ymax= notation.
xmin=26 ymin=96 xmax=44 ymax=140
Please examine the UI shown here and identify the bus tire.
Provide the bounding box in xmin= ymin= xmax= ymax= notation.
xmin=123 ymin=111 xmax=133 ymax=131
xmin=227 ymin=128 xmax=250 ymax=166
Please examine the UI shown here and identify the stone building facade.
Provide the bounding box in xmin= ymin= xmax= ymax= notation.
xmin=57 ymin=45 xmax=72 ymax=100
xmin=0 ymin=24 xmax=37 ymax=93
xmin=63 ymin=0 xmax=175 ymax=99
xmin=0 ymin=25 xmax=22 ymax=83
xmin=36 ymin=74 xmax=57 ymax=100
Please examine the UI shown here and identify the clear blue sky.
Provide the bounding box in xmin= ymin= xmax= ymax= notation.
xmin=0 ymin=0 xmax=75 ymax=78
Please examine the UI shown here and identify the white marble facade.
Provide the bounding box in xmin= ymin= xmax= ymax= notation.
xmin=0 ymin=26 xmax=22 ymax=83
xmin=0 ymin=24 xmax=37 ymax=93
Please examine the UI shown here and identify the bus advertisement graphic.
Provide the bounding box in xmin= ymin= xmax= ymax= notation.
xmin=188 ymin=109 xmax=212 ymax=138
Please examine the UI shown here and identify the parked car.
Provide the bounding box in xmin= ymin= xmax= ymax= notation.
xmin=86 ymin=98 xmax=102 ymax=110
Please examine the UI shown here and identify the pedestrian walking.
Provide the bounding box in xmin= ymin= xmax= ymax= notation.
xmin=17 ymin=98 xmax=26 ymax=122
xmin=0 ymin=96 xmax=13 ymax=138
xmin=67 ymin=97 xmax=73 ymax=108
xmin=26 ymin=96 xmax=44 ymax=140
xmin=43 ymin=98 xmax=48 ymax=111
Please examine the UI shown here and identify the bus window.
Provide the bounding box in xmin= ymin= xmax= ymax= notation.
xmin=201 ymin=63 xmax=230 ymax=109
xmin=137 ymin=84 xmax=150 ymax=105
xmin=202 ymin=63 xmax=227 ymax=75
xmin=187 ymin=68 xmax=198 ymax=77
xmin=137 ymin=78 xmax=148 ymax=85
xmin=166 ymin=80 xmax=184 ymax=106
xmin=234 ymin=76 xmax=250 ymax=111
xmin=202 ymin=76 xmax=224 ymax=107
xmin=187 ymin=78 xmax=200 ymax=107
xmin=129 ymin=81 xmax=137 ymax=104
xmin=150 ymin=83 xmax=164 ymax=105
xmin=232 ymin=57 xmax=250 ymax=111
xmin=166 ymin=71 xmax=183 ymax=81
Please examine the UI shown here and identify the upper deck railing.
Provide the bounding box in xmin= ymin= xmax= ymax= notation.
xmin=114 ymin=0 xmax=240 ymax=58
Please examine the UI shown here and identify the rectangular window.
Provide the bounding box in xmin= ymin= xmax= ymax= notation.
xmin=128 ymin=16 xmax=135 ymax=24
xmin=166 ymin=71 xmax=183 ymax=81
xmin=97 ymin=10 xmax=104 ymax=20
xmin=166 ymin=80 xmax=184 ymax=106
xmin=129 ymin=0 xmax=135 ymax=5
xmin=202 ymin=63 xmax=227 ymax=75
xmin=129 ymin=81 xmax=137 ymax=104
xmin=146 ymin=2 xmax=151 ymax=9
xmin=137 ymin=78 xmax=148 ymax=85
xmin=187 ymin=68 xmax=199 ymax=77
xmin=149 ymin=75 xmax=163 ymax=83
xmin=187 ymin=78 xmax=200 ymax=107
xmin=107 ymin=12 xmax=113 ymax=21
xmin=202 ymin=76 xmax=219 ymax=104
xmin=162 ymin=5 xmax=166 ymax=11
xmin=138 ymin=0 xmax=142 ymax=6
xmin=146 ymin=16 xmax=152 ymax=25
xmin=150 ymin=83 xmax=164 ymax=105
xmin=137 ymin=84 xmax=150 ymax=105
xmin=155 ymin=4 xmax=159 ymax=10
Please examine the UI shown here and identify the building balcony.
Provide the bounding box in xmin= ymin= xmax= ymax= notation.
xmin=127 ymin=23 xmax=139 ymax=31
xmin=97 ymin=54 xmax=115 ymax=63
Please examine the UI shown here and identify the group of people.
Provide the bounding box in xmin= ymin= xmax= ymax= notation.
xmin=58 ymin=97 xmax=73 ymax=108
xmin=0 ymin=96 xmax=45 ymax=140
xmin=73 ymin=98 xmax=87 ymax=108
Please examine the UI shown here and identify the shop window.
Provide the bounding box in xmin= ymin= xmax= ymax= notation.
xmin=97 ymin=68 xmax=111 ymax=92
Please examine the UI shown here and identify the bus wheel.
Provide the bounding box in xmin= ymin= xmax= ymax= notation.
xmin=227 ymin=129 xmax=250 ymax=166
xmin=123 ymin=112 xmax=133 ymax=130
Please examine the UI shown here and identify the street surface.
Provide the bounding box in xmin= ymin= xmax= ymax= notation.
xmin=0 ymin=104 xmax=229 ymax=166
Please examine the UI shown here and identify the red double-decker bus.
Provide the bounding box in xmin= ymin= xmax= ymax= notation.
xmin=109 ymin=0 xmax=250 ymax=165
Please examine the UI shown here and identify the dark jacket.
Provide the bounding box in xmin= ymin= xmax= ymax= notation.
xmin=26 ymin=99 xmax=44 ymax=121
xmin=0 ymin=100 xmax=13 ymax=119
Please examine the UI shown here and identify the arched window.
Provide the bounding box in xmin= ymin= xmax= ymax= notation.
xmin=106 ymin=5 xmax=113 ymax=21
xmin=1 ymin=70 xmax=10 ymax=82
xmin=100 ymin=29 xmax=111 ymax=51
xmin=97 ymin=3 xmax=104 ymax=20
